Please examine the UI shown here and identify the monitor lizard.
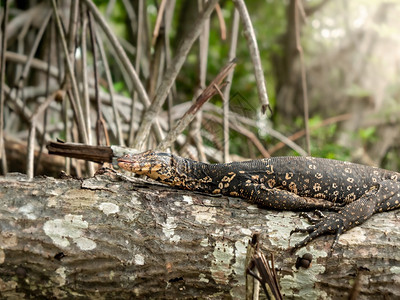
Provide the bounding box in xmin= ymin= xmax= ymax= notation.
xmin=117 ymin=150 xmax=400 ymax=251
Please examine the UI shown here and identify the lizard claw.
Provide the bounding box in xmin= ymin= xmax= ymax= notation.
xmin=290 ymin=213 xmax=345 ymax=252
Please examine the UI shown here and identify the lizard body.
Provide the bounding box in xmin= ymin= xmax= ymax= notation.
xmin=117 ymin=151 xmax=400 ymax=250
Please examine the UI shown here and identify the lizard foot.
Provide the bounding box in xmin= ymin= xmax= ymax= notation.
xmin=299 ymin=210 xmax=326 ymax=224
xmin=290 ymin=213 xmax=345 ymax=253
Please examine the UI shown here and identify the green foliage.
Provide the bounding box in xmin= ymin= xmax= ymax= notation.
xmin=358 ymin=127 xmax=377 ymax=143
xmin=291 ymin=115 xmax=351 ymax=160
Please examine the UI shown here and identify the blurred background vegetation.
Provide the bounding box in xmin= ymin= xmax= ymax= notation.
xmin=0 ymin=0 xmax=399 ymax=177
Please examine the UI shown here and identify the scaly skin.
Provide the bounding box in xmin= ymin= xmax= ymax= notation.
xmin=117 ymin=150 xmax=400 ymax=251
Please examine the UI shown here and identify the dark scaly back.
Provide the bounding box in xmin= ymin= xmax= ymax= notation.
xmin=234 ymin=156 xmax=400 ymax=202
xmin=175 ymin=155 xmax=400 ymax=203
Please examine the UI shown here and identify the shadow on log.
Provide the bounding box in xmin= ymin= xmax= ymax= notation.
xmin=0 ymin=173 xmax=399 ymax=299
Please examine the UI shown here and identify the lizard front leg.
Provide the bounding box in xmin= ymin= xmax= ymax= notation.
xmin=291 ymin=180 xmax=400 ymax=251
xmin=242 ymin=184 xmax=337 ymax=211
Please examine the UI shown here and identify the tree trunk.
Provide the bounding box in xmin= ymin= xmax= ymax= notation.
xmin=0 ymin=173 xmax=399 ymax=299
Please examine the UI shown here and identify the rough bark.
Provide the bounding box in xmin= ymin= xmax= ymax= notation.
xmin=0 ymin=173 xmax=399 ymax=299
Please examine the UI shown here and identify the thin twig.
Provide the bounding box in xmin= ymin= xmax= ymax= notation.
xmin=80 ymin=4 xmax=95 ymax=176
xmin=96 ymin=25 xmax=124 ymax=145
xmin=213 ymin=83 xmax=231 ymax=161
xmin=294 ymin=0 xmax=311 ymax=155
xmin=156 ymin=59 xmax=236 ymax=151
xmin=82 ymin=0 xmax=151 ymax=108
xmin=0 ymin=0 xmax=9 ymax=174
xmin=27 ymin=92 xmax=57 ymax=178
xmin=3 ymin=84 xmax=50 ymax=141
xmin=51 ymin=0 xmax=88 ymax=143
xmin=5 ymin=52 xmax=59 ymax=77
xmin=67 ymin=0 xmax=79 ymax=62
xmin=147 ymin=30 xmax=165 ymax=101
xmin=214 ymin=4 xmax=226 ymax=40
xmin=21 ymin=10 xmax=52 ymax=178
xmin=190 ymin=0 xmax=210 ymax=161
xmin=151 ymin=0 xmax=167 ymax=46
xmin=134 ymin=0 xmax=220 ymax=151
xmin=26 ymin=124 xmax=36 ymax=179
xmin=34 ymin=16 xmax=53 ymax=175
xmin=80 ymin=6 xmax=91 ymax=144
xmin=233 ymin=0 xmax=270 ymax=113
xmin=222 ymin=7 xmax=240 ymax=162
xmin=88 ymin=11 xmax=106 ymax=146
xmin=269 ymin=114 xmax=352 ymax=155
xmin=14 ymin=10 xmax=52 ymax=91
xmin=14 ymin=13 xmax=31 ymax=87
xmin=164 ymin=0 xmax=177 ymax=152
xmin=83 ymin=0 xmax=164 ymax=145
xmin=105 ymin=0 xmax=116 ymax=19
xmin=127 ymin=0 xmax=143 ymax=146
xmin=204 ymin=113 xmax=270 ymax=158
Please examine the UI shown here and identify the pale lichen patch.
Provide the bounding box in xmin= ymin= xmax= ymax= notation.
xmin=192 ymin=206 xmax=217 ymax=223
xmin=74 ymin=237 xmax=97 ymax=250
xmin=199 ymin=273 xmax=209 ymax=283
xmin=55 ymin=267 xmax=66 ymax=286
xmin=182 ymin=195 xmax=193 ymax=205
xmin=63 ymin=190 xmax=98 ymax=207
xmin=246 ymin=205 xmax=260 ymax=211
xmin=162 ymin=216 xmax=181 ymax=243
xmin=47 ymin=196 xmax=58 ymax=207
xmin=339 ymin=226 xmax=366 ymax=247
xmin=390 ymin=266 xmax=400 ymax=274
xmin=134 ymin=254 xmax=145 ymax=265
xmin=0 ymin=278 xmax=17 ymax=291
xmin=0 ymin=249 xmax=5 ymax=264
xmin=200 ymin=238 xmax=209 ymax=247
xmin=43 ymin=214 xmax=96 ymax=250
xmin=232 ymin=240 xmax=247 ymax=277
xmin=240 ymin=228 xmax=252 ymax=236
xmin=98 ymin=202 xmax=120 ymax=215
xmin=280 ymin=246 xmax=327 ymax=298
xmin=265 ymin=212 xmax=299 ymax=249
xmin=0 ymin=232 xmax=18 ymax=248
xmin=18 ymin=203 xmax=36 ymax=220
xmin=130 ymin=194 xmax=141 ymax=205
xmin=211 ymin=241 xmax=234 ymax=285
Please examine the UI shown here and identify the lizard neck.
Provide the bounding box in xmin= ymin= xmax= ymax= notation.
xmin=158 ymin=154 xmax=220 ymax=194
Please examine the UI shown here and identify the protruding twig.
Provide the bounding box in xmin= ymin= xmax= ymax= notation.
xmin=46 ymin=141 xmax=113 ymax=164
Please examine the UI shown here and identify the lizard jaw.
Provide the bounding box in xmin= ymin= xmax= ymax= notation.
xmin=117 ymin=153 xmax=173 ymax=182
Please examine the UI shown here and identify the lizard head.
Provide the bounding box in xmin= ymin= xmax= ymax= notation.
xmin=117 ymin=150 xmax=174 ymax=182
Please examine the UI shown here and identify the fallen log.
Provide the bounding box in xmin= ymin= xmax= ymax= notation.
xmin=0 ymin=172 xmax=399 ymax=299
